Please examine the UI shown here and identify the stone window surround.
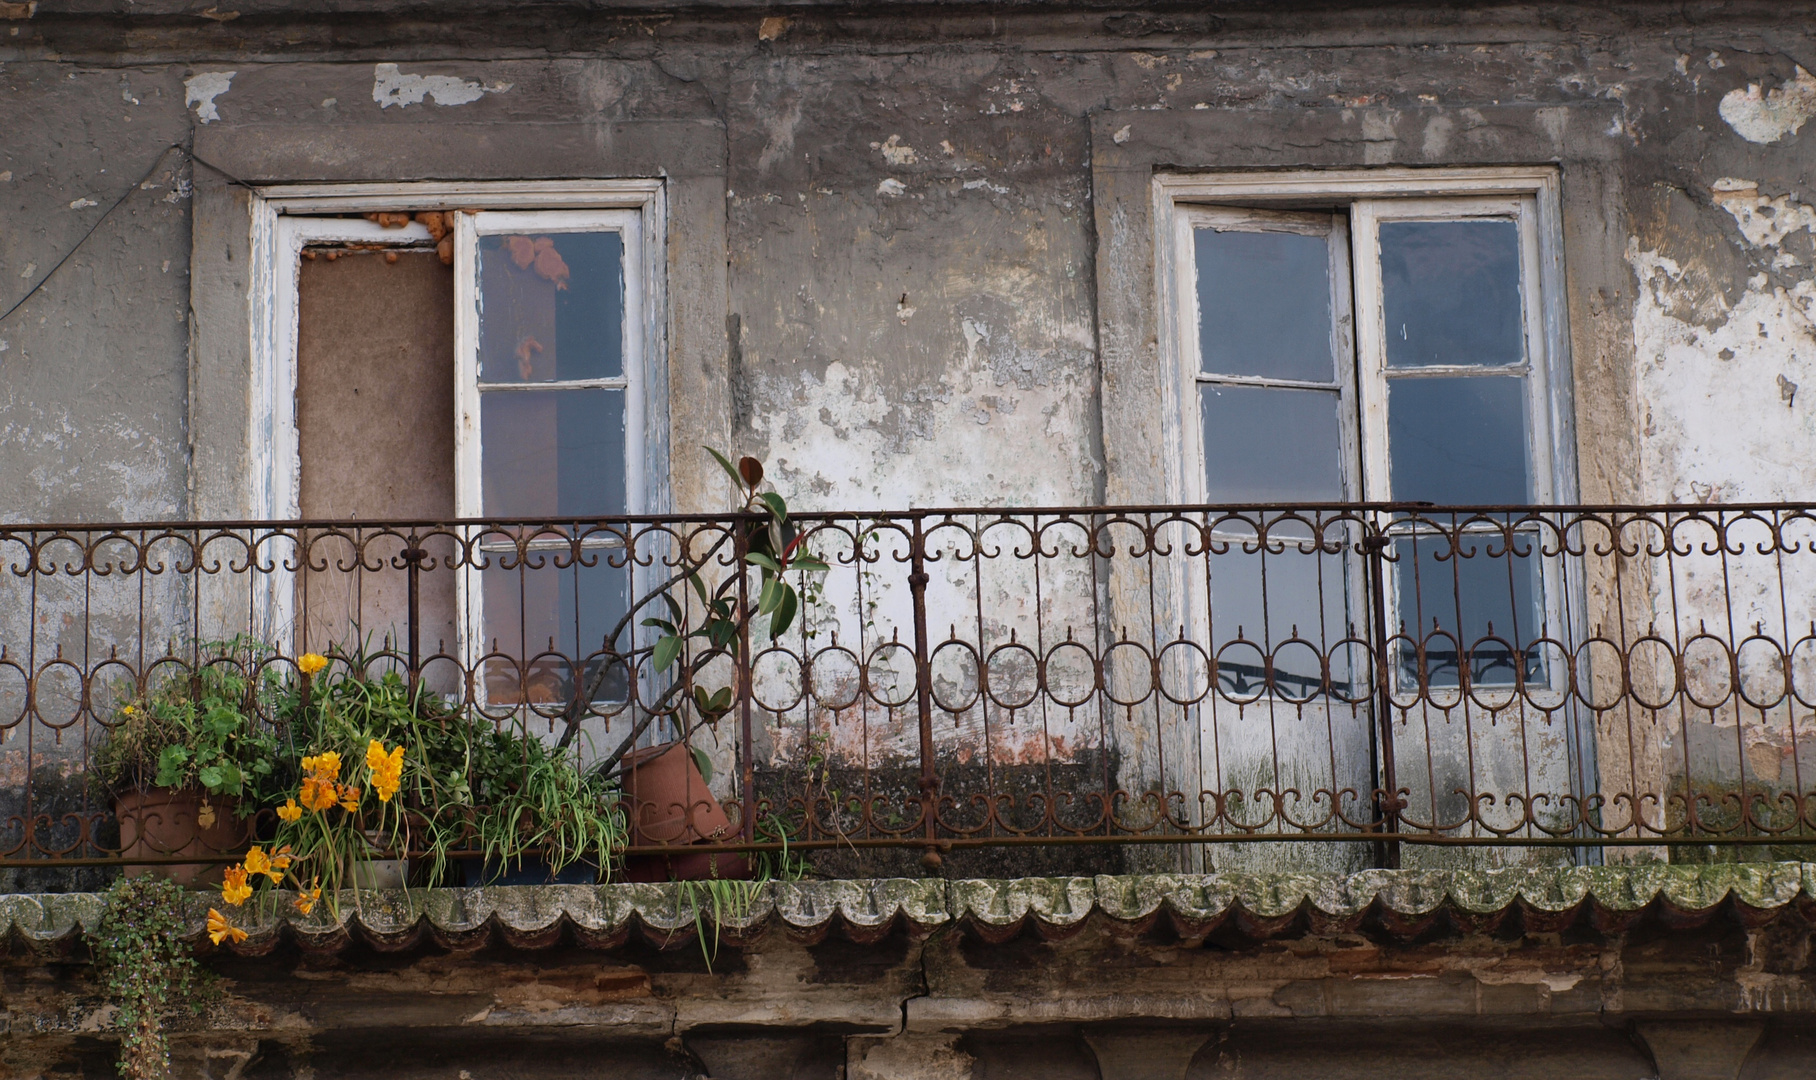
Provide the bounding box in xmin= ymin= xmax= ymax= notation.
xmin=186 ymin=118 xmax=730 ymax=524
xmin=1088 ymin=104 xmax=1633 ymax=511
xmin=1154 ymin=171 xmax=1575 ymax=509
xmin=250 ymin=188 xmax=666 ymax=528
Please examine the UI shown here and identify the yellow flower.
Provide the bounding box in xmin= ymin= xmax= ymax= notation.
xmin=221 ymin=865 xmax=252 ymax=906
xmin=298 ymin=652 xmax=328 ymax=677
xmin=301 ymin=751 xmax=342 ymax=781
xmin=293 ymin=885 xmax=322 ymax=916
xmin=337 ymin=784 xmax=361 ymax=813
xmin=242 ymin=845 xmax=285 ymax=885
xmin=299 ymin=775 xmax=337 ymax=813
xmin=276 ymin=798 xmax=302 ymax=823
xmin=207 ymin=908 xmax=247 ymax=945
xmin=270 ymin=845 xmax=294 ymax=875
xmin=367 ymin=740 xmax=406 ymax=803
xmin=121 ymin=704 xmax=137 ymax=718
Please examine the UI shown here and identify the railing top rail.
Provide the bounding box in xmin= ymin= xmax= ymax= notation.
xmin=6 ymin=501 xmax=1816 ymax=533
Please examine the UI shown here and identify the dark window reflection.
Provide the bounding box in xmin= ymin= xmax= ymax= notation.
xmin=1393 ymin=531 xmax=1547 ymax=688
xmin=1195 ymin=227 xmax=1336 ymax=382
xmin=1380 ymin=219 xmax=1523 ymax=369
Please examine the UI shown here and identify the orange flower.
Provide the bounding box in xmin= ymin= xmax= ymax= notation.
xmin=243 ymin=845 xmax=286 ymax=885
xmin=301 ymin=751 xmax=342 ymax=781
xmin=366 ymin=740 xmax=406 ymax=803
xmin=300 ymin=775 xmax=339 ymax=813
xmin=270 ymin=845 xmax=294 ymax=875
xmin=276 ymin=798 xmax=302 ymax=823
xmin=293 ymin=884 xmax=322 ymax=916
xmin=221 ymin=865 xmax=252 ymax=906
xmin=338 ymin=784 xmax=361 ymax=813
xmin=207 ymin=908 xmax=247 ymax=945
xmin=297 ymin=652 xmax=328 ymax=677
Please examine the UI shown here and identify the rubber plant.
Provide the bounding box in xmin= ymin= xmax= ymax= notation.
xmin=554 ymin=448 xmax=827 ymax=787
xmin=88 ymin=876 xmax=216 ymax=1079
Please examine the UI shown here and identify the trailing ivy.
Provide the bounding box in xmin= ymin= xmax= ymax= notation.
xmin=88 ymin=877 xmax=215 ymax=1080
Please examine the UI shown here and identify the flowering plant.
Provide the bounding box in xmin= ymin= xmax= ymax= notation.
xmin=93 ymin=636 xmax=284 ymax=808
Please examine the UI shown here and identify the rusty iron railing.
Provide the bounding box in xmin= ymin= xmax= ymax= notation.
xmin=5 ymin=504 xmax=1816 ymax=872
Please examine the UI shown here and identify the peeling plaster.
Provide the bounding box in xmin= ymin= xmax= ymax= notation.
xmin=1628 ymin=181 xmax=1816 ymax=504
xmin=371 ymin=63 xmax=510 ymax=109
xmin=873 ymin=134 xmax=918 ymax=165
xmin=1719 ymin=66 xmax=1816 ymax=144
xmin=183 ymin=70 xmax=235 ymax=123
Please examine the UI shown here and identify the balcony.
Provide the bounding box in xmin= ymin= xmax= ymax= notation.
xmin=3 ymin=502 xmax=1814 ymax=887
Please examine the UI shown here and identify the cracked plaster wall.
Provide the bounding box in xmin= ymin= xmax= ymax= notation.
xmin=0 ymin=4 xmax=1811 ymax=520
xmin=4 ymin=7 xmax=1816 ymax=861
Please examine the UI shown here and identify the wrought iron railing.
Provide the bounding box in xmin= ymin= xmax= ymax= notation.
xmin=5 ymin=503 xmax=1816 ymax=875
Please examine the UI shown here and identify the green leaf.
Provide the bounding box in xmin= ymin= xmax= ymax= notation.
xmin=757 ymin=491 xmax=788 ymax=521
xmin=688 ymin=572 xmax=711 ymax=607
xmin=690 ymin=745 xmax=715 ymax=785
xmin=769 ymin=585 xmax=799 ymax=640
xmin=662 ymin=592 xmax=683 ymax=622
xmin=707 ymin=687 xmax=734 ymax=712
xmin=758 ymin=577 xmax=782 ymax=614
xmin=744 ymin=551 xmax=782 ymax=573
xmin=641 ymin=617 xmax=678 ymax=634
xmin=652 ymin=634 xmax=683 ymax=672
xmin=792 ymin=555 xmax=829 ymax=573
xmin=705 ymin=447 xmax=744 ymax=489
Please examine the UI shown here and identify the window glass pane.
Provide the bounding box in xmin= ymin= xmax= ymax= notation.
xmin=1393 ymin=531 xmax=1547 ymax=688
xmin=479 ymin=231 xmax=624 ymax=383
xmin=1386 ymin=375 xmax=1529 ymax=504
xmin=481 ymin=554 xmax=631 ymax=704
xmin=1202 ymin=384 xmax=1343 ymax=503
xmin=1380 ymin=220 xmax=1523 ymax=368
xmin=1209 ymin=539 xmax=1351 ymax=695
xmin=480 ymin=388 xmax=626 ymax=518
xmin=1195 ymin=227 xmax=1335 ymax=382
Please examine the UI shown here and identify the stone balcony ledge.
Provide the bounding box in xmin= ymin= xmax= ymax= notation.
xmin=6 ymin=861 xmax=1813 ymax=957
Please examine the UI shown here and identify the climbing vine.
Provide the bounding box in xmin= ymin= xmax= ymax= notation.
xmin=88 ymin=876 xmax=215 ymax=1079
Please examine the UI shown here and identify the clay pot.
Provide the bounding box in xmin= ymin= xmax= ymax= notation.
xmin=620 ymin=742 xmax=751 ymax=883
xmin=113 ymin=787 xmax=248 ymax=886
xmin=623 ymin=741 xmax=734 ymax=846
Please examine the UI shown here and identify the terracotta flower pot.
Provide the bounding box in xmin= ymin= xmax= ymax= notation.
xmin=621 ymin=742 xmax=751 ymax=882
xmin=623 ymin=741 xmax=734 ymax=846
xmin=113 ymin=786 xmax=248 ymax=886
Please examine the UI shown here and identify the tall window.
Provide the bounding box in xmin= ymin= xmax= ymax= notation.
xmin=1169 ymin=177 xmax=1570 ymax=695
xmin=455 ymin=210 xmax=648 ymax=705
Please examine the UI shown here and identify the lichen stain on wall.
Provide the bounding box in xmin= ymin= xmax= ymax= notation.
xmin=1627 ymin=180 xmax=1816 ymax=505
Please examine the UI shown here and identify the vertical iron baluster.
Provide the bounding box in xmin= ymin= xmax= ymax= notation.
xmin=406 ymin=529 xmax=423 ymax=692
xmin=909 ymin=513 xmax=938 ymax=855
xmin=736 ymin=517 xmax=756 ymax=844
xmin=1363 ymin=512 xmax=1401 ymax=868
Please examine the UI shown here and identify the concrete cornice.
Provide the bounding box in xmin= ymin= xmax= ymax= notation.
xmin=9 ymin=862 xmax=1814 ymax=956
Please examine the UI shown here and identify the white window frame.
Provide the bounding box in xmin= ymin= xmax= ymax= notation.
xmin=245 ymin=180 xmax=668 ymax=658
xmin=453 ymin=207 xmax=649 ymax=700
xmin=1154 ymin=168 xmax=1578 ymax=701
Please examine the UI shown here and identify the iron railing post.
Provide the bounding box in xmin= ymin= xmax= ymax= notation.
xmin=405 ymin=530 xmax=423 ymax=691
xmin=737 ymin=518 xmax=756 ymax=844
xmin=908 ymin=513 xmax=939 ymax=859
xmin=1363 ymin=512 xmax=1402 ymax=869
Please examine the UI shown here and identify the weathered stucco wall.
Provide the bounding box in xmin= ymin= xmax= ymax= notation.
xmin=0 ymin=1 xmax=1812 ymax=522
